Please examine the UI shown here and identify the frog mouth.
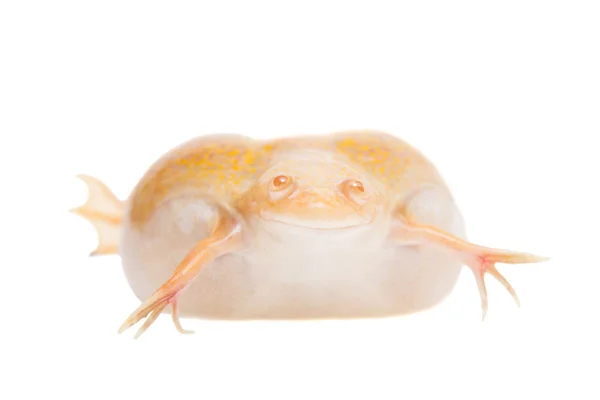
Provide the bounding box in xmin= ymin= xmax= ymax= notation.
xmin=258 ymin=211 xmax=375 ymax=231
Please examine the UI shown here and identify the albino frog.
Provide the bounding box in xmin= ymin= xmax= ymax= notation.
xmin=72 ymin=130 xmax=547 ymax=338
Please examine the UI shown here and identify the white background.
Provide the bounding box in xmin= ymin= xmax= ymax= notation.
xmin=1 ymin=1 xmax=599 ymax=399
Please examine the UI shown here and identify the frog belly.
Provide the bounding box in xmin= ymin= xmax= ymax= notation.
xmin=119 ymin=197 xmax=466 ymax=320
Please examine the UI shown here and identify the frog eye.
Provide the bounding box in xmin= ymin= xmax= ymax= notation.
xmin=270 ymin=175 xmax=292 ymax=190
xmin=339 ymin=179 xmax=368 ymax=205
xmin=268 ymin=175 xmax=296 ymax=201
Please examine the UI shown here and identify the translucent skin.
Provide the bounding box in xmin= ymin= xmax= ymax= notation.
xmin=118 ymin=130 xmax=468 ymax=319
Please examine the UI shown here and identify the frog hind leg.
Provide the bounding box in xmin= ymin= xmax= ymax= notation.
xmin=71 ymin=174 xmax=124 ymax=256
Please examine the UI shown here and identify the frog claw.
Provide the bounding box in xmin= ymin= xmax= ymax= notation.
xmin=171 ymin=301 xmax=194 ymax=335
xmin=467 ymin=251 xmax=548 ymax=320
xmin=118 ymin=291 xmax=191 ymax=339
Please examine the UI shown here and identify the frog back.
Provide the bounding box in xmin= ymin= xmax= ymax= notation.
xmin=126 ymin=134 xmax=275 ymax=228
xmin=330 ymin=130 xmax=448 ymax=204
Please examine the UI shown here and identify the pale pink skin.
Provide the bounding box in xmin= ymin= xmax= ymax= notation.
xmin=72 ymin=131 xmax=546 ymax=337
xmin=119 ymin=148 xmax=467 ymax=320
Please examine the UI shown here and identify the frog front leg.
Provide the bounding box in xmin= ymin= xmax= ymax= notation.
xmin=118 ymin=208 xmax=244 ymax=338
xmin=391 ymin=188 xmax=548 ymax=320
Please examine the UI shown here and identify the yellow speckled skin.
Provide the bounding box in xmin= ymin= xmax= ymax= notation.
xmin=128 ymin=130 xmax=446 ymax=229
